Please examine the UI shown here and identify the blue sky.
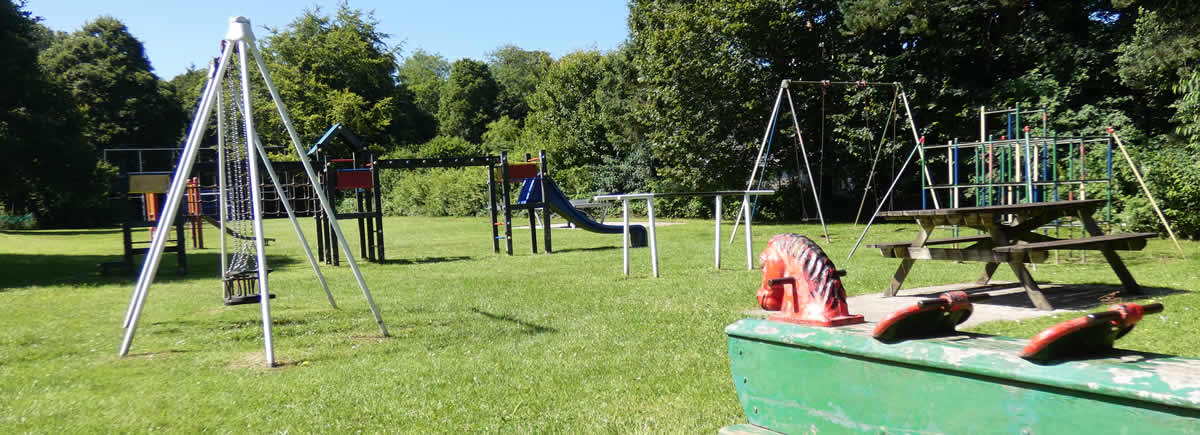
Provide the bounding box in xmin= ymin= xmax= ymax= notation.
xmin=26 ymin=0 xmax=632 ymax=79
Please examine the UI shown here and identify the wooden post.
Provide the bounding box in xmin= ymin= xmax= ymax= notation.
xmin=1110 ymin=130 xmax=1186 ymax=258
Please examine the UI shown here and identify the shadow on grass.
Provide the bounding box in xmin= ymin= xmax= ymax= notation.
xmin=0 ymin=253 xmax=297 ymax=291
xmin=552 ymin=245 xmax=623 ymax=254
xmin=1 ymin=228 xmax=124 ymax=236
xmin=957 ymin=284 xmax=1187 ymax=311
xmin=470 ymin=307 xmax=557 ymax=334
xmin=379 ymin=255 xmax=472 ymax=266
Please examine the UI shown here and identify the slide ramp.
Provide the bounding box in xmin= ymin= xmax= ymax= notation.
xmin=519 ymin=178 xmax=647 ymax=247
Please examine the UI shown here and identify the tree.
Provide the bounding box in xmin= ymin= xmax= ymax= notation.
xmin=524 ymin=48 xmax=651 ymax=195
xmin=629 ymin=0 xmax=1139 ymax=218
xmin=1 ymin=1 xmax=113 ymax=226
xmin=398 ymin=49 xmax=450 ymax=116
xmin=437 ymin=59 xmax=499 ymax=143
xmin=258 ymin=5 xmax=432 ymax=151
xmin=40 ymin=16 xmax=185 ymax=152
xmin=487 ymin=45 xmax=552 ymax=122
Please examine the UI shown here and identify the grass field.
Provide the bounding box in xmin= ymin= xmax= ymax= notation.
xmin=2 ymin=216 xmax=1198 ymax=432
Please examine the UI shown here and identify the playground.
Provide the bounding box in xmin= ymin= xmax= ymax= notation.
xmin=5 ymin=6 xmax=1200 ymax=432
xmin=1 ymin=216 xmax=1198 ymax=432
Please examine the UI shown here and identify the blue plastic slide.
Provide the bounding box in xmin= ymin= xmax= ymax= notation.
xmin=518 ymin=178 xmax=647 ymax=247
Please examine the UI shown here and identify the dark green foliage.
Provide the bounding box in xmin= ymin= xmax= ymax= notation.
xmin=0 ymin=1 xmax=115 ymax=226
xmin=525 ymin=49 xmax=651 ymax=196
xmin=377 ymin=144 xmax=489 ymax=217
xmin=417 ymin=135 xmax=481 ymax=158
xmin=39 ymin=16 xmax=185 ymax=152
xmin=437 ymin=59 xmax=499 ymax=143
xmin=487 ymin=45 xmax=552 ymax=122
xmin=398 ymin=49 xmax=450 ymax=119
xmin=258 ymin=5 xmax=432 ymax=152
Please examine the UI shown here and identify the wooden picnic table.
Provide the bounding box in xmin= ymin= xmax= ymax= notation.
xmin=869 ymin=199 xmax=1155 ymax=310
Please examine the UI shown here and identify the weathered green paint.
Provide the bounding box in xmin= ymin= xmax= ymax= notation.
xmin=726 ymin=318 xmax=1200 ymax=434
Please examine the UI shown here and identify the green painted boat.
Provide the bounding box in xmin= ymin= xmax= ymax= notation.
xmin=725 ymin=318 xmax=1200 ymax=434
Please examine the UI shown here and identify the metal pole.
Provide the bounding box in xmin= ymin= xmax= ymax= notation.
xmin=216 ymin=58 xmax=229 ymax=299
xmin=237 ymin=41 xmax=275 ymax=367
xmin=245 ymin=22 xmax=388 ymax=337
xmin=120 ymin=40 xmax=234 ymax=353
xmin=622 ymin=199 xmax=630 ymax=276
xmin=847 ymin=140 xmax=923 ymax=259
xmin=251 ymin=135 xmax=337 ymax=309
xmin=647 ymin=198 xmax=659 ymax=278
xmin=730 ymin=85 xmax=786 ymax=242
xmin=854 ymin=89 xmax=899 ymax=226
xmin=784 ymin=89 xmax=830 ymax=242
xmin=1110 ymin=130 xmax=1186 ymax=258
xmin=744 ymin=193 xmax=754 ymax=270
xmin=899 ymin=87 xmax=940 ymax=208
xmin=714 ymin=195 xmax=722 ymax=269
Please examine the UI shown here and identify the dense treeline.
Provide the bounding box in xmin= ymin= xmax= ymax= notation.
xmin=2 ymin=1 xmax=1198 ymax=236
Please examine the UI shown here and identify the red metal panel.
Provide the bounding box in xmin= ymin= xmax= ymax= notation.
xmin=506 ymin=163 xmax=539 ymax=180
xmin=336 ymin=169 xmax=374 ymax=190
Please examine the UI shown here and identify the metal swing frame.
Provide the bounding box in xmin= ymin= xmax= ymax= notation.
xmin=118 ymin=17 xmax=389 ymax=367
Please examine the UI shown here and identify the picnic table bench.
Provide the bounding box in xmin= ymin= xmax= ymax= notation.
xmin=869 ymin=199 xmax=1155 ymax=310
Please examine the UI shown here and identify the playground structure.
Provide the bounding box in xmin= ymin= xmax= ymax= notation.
xmin=736 ymin=79 xmax=941 ymax=244
xmin=119 ymin=17 xmax=389 ymax=367
xmin=850 ymin=102 xmax=1184 ymax=259
xmin=724 ymin=235 xmax=1200 ymax=433
xmin=307 ymin=123 xmax=385 ymax=265
xmin=497 ymin=150 xmax=648 ymax=255
xmin=593 ymin=190 xmax=770 ymax=277
xmin=305 ymin=148 xmax=645 ymax=264
xmin=99 ymin=172 xmax=187 ymax=276
xmin=922 ymin=105 xmax=1116 ymax=221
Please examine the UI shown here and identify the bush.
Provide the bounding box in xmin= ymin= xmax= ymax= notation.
xmin=1116 ymin=147 xmax=1200 ymax=238
xmin=378 ymin=167 xmax=490 ymax=217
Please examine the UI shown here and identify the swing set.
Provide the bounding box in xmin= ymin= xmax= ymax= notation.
xmin=737 ymin=79 xmax=937 ymax=244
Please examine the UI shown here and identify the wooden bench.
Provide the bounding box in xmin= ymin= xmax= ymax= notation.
xmin=992 ymin=232 xmax=1156 ymax=253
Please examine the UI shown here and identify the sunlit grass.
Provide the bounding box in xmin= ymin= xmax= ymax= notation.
xmin=1 ymin=216 xmax=1197 ymax=431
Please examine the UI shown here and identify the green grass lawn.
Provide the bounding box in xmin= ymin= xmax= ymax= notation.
xmin=2 ymin=216 xmax=1198 ymax=432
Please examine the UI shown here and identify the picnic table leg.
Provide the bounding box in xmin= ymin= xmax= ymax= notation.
xmin=989 ymin=225 xmax=1053 ymax=310
xmin=1006 ymin=251 xmax=1054 ymax=310
xmin=976 ymin=263 xmax=1000 ymax=285
xmin=1078 ymin=213 xmax=1143 ymax=294
xmin=884 ymin=220 xmax=934 ymax=297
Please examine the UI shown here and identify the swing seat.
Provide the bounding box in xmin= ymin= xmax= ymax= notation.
xmin=222 ymin=269 xmax=276 ymax=306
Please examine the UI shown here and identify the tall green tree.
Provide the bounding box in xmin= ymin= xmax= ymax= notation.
xmin=525 ymin=48 xmax=650 ymax=194
xmin=1112 ymin=1 xmax=1200 ymax=237
xmin=398 ymin=49 xmax=450 ymax=116
xmin=1 ymin=1 xmax=112 ymax=225
xmin=630 ymin=0 xmax=1138 ymax=218
xmin=40 ymin=16 xmax=184 ymax=154
xmin=487 ymin=45 xmax=552 ymax=122
xmin=258 ymin=5 xmax=432 ymax=151
xmin=437 ymin=58 xmax=499 ymax=143
xmin=629 ymin=0 xmax=846 ymax=199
